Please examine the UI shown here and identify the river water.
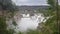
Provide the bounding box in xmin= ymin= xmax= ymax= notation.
xmin=7 ymin=13 xmax=48 ymax=33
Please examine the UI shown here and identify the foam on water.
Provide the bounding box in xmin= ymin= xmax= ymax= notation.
xmin=7 ymin=13 xmax=45 ymax=32
xmin=14 ymin=14 xmax=45 ymax=32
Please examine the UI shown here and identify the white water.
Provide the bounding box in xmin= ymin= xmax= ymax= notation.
xmin=7 ymin=13 xmax=46 ymax=32
xmin=14 ymin=14 xmax=45 ymax=32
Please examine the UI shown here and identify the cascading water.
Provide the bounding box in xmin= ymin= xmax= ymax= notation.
xmin=14 ymin=13 xmax=45 ymax=32
xmin=7 ymin=12 xmax=49 ymax=33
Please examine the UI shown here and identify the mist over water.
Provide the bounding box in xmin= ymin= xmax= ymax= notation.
xmin=14 ymin=13 xmax=45 ymax=32
xmin=6 ymin=10 xmax=47 ymax=32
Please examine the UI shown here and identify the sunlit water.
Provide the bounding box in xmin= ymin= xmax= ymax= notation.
xmin=7 ymin=13 xmax=47 ymax=32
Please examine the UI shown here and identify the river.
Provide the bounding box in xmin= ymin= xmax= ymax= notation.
xmin=7 ymin=12 xmax=49 ymax=33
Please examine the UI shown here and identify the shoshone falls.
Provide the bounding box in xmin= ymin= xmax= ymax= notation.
xmin=6 ymin=12 xmax=49 ymax=33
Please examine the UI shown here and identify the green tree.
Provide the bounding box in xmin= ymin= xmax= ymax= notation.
xmin=0 ymin=16 xmax=14 ymax=34
xmin=37 ymin=0 xmax=60 ymax=34
xmin=47 ymin=0 xmax=57 ymax=10
xmin=38 ymin=0 xmax=60 ymax=34
xmin=0 ymin=0 xmax=17 ymax=34
xmin=0 ymin=0 xmax=16 ymax=10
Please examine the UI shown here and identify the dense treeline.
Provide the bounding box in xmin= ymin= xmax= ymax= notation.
xmin=0 ymin=0 xmax=16 ymax=10
xmin=0 ymin=0 xmax=17 ymax=34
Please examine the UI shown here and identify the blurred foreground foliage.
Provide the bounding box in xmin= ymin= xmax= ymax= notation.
xmin=0 ymin=0 xmax=17 ymax=34
xmin=0 ymin=16 xmax=15 ymax=34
